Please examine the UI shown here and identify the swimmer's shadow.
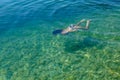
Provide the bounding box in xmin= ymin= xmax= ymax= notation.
xmin=64 ymin=37 xmax=106 ymax=53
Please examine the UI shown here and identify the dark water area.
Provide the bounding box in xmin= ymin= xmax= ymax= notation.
xmin=0 ymin=0 xmax=120 ymax=80
xmin=0 ymin=0 xmax=120 ymax=29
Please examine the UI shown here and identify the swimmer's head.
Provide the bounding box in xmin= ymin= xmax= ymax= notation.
xmin=52 ymin=29 xmax=63 ymax=35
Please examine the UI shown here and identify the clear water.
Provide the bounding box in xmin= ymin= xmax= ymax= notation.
xmin=0 ymin=0 xmax=120 ymax=80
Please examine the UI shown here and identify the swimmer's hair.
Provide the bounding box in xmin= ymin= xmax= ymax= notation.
xmin=52 ymin=29 xmax=63 ymax=35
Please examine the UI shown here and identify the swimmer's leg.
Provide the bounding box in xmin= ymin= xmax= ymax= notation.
xmin=74 ymin=20 xmax=90 ymax=30
xmin=76 ymin=19 xmax=86 ymax=26
xmin=85 ymin=20 xmax=90 ymax=30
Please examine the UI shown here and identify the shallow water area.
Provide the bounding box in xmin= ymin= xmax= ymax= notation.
xmin=0 ymin=0 xmax=120 ymax=80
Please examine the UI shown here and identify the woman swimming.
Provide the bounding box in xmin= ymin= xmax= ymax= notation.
xmin=52 ymin=19 xmax=90 ymax=35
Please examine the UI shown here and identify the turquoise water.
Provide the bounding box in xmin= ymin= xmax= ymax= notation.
xmin=0 ymin=0 xmax=120 ymax=80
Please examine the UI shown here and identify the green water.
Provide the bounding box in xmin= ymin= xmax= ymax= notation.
xmin=0 ymin=0 xmax=120 ymax=80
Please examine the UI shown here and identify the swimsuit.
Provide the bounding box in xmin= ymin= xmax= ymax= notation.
xmin=69 ymin=24 xmax=75 ymax=30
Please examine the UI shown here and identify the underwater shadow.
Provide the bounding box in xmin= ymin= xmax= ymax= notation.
xmin=64 ymin=37 xmax=106 ymax=53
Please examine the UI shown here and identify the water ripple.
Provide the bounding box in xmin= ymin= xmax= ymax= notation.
xmin=0 ymin=0 xmax=120 ymax=30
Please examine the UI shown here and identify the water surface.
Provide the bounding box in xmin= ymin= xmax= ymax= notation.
xmin=0 ymin=0 xmax=120 ymax=80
